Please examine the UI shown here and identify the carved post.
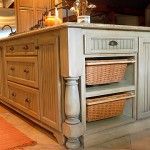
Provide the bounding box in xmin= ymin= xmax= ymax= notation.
xmin=63 ymin=77 xmax=83 ymax=149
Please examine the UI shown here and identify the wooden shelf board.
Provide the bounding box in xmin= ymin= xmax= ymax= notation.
xmin=86 ymin=82 xmax=135 ymax=98
xmin=86 ymin=115 xmax=135 ymax=135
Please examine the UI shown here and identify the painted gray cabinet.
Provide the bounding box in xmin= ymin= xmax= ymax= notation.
xmin=138 ymin=38 xmax=150 ymax=119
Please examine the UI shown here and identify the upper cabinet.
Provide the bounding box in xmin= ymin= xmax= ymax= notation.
xmin=15 ymin=0 xmax=55 ymax=33
xmin=18 ymin=0 xmax=34 ymax=8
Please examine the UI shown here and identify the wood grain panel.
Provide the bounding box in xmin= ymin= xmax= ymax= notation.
xmin=6 ymin=81 xmax=40 ymax=119
xmin=38 ymin=35 xmax=61 ymax=131
xmin=17 ymin=9 xmax=34 ymax=32
xmin=6 ymin=57 xmax=38 ymax=88
xmin=19 ymin=0 xmax=34 ymax=8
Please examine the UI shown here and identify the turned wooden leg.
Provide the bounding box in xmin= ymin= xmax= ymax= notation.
xmin=63 ymin=77 xmax=83 ymax=149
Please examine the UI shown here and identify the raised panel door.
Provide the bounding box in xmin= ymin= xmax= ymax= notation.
xmin=19 ymin=0 xmax=34 ymax=8
xmin=17 ymin=9 xmax=34 ymax=32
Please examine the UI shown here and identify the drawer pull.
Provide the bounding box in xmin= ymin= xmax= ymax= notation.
xmin=10 ymin=66 xmax=15 ymax=71
xmin=0 ymin=46 xmax=3 ymax=50
xmin=35 ymin=46 xmax=39 ymax=50
xmin=25 ymin=98 xmax=31 ymax=103
xmin=12 ymin=92 xmax=16 ymax=97
xmin=109 ymin=41 xmax=118 ymax=46
xmin=23 ymin=45 xmax=29 ymax=50
xmin=9 ymin=46 xmax=14 ymax=51
xmin=24 ymin=68 xmax=29 ymax=73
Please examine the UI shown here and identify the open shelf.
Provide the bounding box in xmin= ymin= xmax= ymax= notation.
xmin=86 ymin=115 xmax=135 ymax=135
xmin=86 ymin=98 xmax=135 ymax=134
xmin=86 ymin=81 xmax=135 ymax=98
xmin=86 ymin=60 xmax=136 ymax=98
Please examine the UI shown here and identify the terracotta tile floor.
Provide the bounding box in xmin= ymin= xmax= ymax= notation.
xmin=0 ymin=104 xmax=65 ymax=150
xmin=1 ymin=103 xmax=150 ymax=150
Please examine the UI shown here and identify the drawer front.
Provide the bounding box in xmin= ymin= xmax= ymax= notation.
xmin=84 ymin=34 xmax=138 ymax=54
xmin=6 ymin=38 xmax=37 ymax=56
xmin=7 ymin=82 xmax=40 ymax=119
xmin=6 ymin=57 xmax=38 ymax=88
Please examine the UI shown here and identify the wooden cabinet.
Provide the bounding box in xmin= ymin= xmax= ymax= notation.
xmin=36 ymin=0 xmax=50 ymax=9
xmin=1 ymin=33 xmax=61 ymax=139
xmin=16 ymin=0 xmax=55 ymax=32
xmin=138 ymin=38 xmax=150 ymax=119
xmin=6 ymin=57 xmax=38 ymax=88
xmin=6 ymin=37 xmax=37 ymax=56
xmin=19 ymin=0 xmax=34 ymax=8
xmin=7 ymin=81 xmax=40 ymax=119
xmin=17 ymin=9 xmax=34 ymax=33
xmin=2 ymin=24 xmax=150 ymax=149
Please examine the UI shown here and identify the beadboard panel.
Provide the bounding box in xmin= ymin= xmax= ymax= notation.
xmin=138 ymin=38 xmax=150 ymax=119
xmin=38 ymin=35 xmax=61 ymax=131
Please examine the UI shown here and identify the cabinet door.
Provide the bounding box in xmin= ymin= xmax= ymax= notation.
xmin=19 ymin=0 xmax=34 ymax=8
xmin=38 ymin=34 xmax=61 ymax=131
xmin=17 ymin=9 xmax=34 ymax=32
xmin=138 ymin=38 xmax=150 ymax=119
xmin=36 ymin=0 xmax=50 ymax=9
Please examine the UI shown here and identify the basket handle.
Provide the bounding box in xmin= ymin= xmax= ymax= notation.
xmin=86 ymin=59 xmax=135 ymax=66
xmin=86 ymin=93 xmax=135 ymax=106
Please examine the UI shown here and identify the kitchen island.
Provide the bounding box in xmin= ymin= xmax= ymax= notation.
xmin=1 ymin=22 xmax=150 ymax=149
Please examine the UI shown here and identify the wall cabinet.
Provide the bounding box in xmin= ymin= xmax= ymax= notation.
xmin=15 ymin=0 xmax=55 ymax=33
xmin=138 ymin=38 xmax=150 ymax=119
xmin=17 ymin=9 xmax=34 ymax=33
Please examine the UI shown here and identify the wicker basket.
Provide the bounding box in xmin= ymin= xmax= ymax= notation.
xmin=86 ymin=93 xmax=133 ymax=122
xmin=86 ymin=59 xmax=131 ymax=85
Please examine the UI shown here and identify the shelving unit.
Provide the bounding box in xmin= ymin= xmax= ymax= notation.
xmin=81 ymin=53 xmax=137 ymax=146
xmin=86 ymin=96 xmax=136 ymax=134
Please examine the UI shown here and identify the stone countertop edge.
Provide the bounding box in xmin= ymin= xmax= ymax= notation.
xmin=1 ymin=22 xmax=150 ymax=42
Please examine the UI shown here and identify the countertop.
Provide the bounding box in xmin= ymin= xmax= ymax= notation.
xmin=1 ymin=22 xmax=150 ymax=42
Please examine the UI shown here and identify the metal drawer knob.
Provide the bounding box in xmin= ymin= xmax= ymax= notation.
xmin=24 ymin=68 xmax=29 ymax=73
xmin=109 ymin=41 xmax=118 ymax=46
xmin=25 ymin=98 xmax=31 ymax=103
xmin=23 ymin=45 xmax=29 ymax=50
xmin=10 ymin=66 xmax=15 ymax=71
xmin=35 ymin=46 xmax=39 ymax=50
xmin=12 ymin=92 xmax=16 ymax=97
xmin=10 ymin=46 xmax=14 ymax=51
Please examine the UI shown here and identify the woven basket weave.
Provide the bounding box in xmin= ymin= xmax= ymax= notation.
xmin=86 ymin=59 xmax=128 ymax=85
xmin=86 ymin=93 xmax=132 ymax=122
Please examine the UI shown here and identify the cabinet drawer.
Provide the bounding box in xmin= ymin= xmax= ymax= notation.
xmin=6 ymin=57 xmax=38 ymax=88
xmin=84 ymin=34 xmax=138 ymax=54
xmin=7 ymin=82 xmax=40 ymax=119
xmin=6 ymin=38 xmax=37 ymax=56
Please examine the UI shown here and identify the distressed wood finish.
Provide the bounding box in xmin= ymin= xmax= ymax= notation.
xmin=38 ymin=34 xmax=61 ymax=131
xmin=138 ymin=38 xmax=150 ymax=119
xmin=84 ymin=31 xmax=138 ymax=54
xmin=2 ymin=24 xmax=150 ymax=149
xmin=6 ymin=57 xmax=38 ymax=88
xmin=15 ymin=0 xmax=54 ymax=32
xmin=6 ymin=81 xmax=40 ymax=119
xmin=5 ymin=36 xmax=37 ymax=56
